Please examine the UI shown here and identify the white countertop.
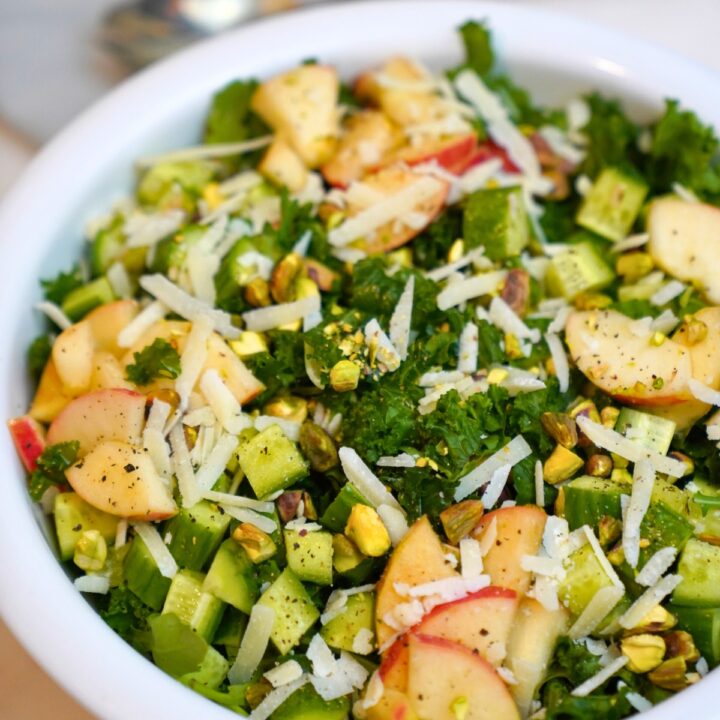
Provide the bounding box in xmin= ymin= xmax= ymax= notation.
xmin=1 ymin=0 xmax=719 ymax=717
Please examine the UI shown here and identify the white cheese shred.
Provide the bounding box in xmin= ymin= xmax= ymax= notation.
xmin=194 ymin=432 xmax=238 ymax=493
xmin=458 ymin=322 xmax=479 ymax=374
xmin=203 ymin=490 xmax=273 ymax=513
xmin=365 ymin=318 xmax=401 ymax=372
xmin=254 ymin=415 xmax=301 ymax=442
xmin=377 ymin=504 xmax=410 ymax=546
xmin=454 ymin=436 xmax=532 ymax=501
xmin=635 ymin=547 xmax=678 ymax=587
xmin=338 ymin=447 xmax=404 ymax=511
xmin=436 ymin=270 xmax=507 ymax=311
xmin=622 ymin=459 xmax=655 ymax=569
xmin=650 ymin=280 xmax=686 ymax=307
xmin=534 ymin=459 xmax=545 ymax=507
xmin=583 ymin=525 xmax=624 ymax=589
xmin=35 ymin=301 xmax=72 ymax=330
xmin=460 ymin=537 xmax=484 ymax=579
xmin=137 ymin=135 xmax=273 ymax=167
xmin=242 ymin=294 xmax=321 ymax=333
xmin=248 ymin=677 xmax=308 ymax=720
xmin=619 ymin=574 xmax=683 ymax=630
xmin=568 ymin=585 xmax=624 ymax=639
xmin=575 ymin=416 xmax=686 ymax=478
xmin=106 ymin=261 xmax=133 ymax=299
xmin=545 ymin=332 xmax=570 ymax=392
xmin=264 ymin=660 xmax=304 ymax=688
xmin=73 ymin=575 xmax=111 ymax=595
xmin=571 ymin=656 xmax=629 ymax=697
xmin=480 ymin=463 xmax=512 ymax=509
xmin=389 ymin=276 xmax=414 ymax=361
xmin=132 ymin=522 xmax=178 ymax=579
xmin=200 ymin=368 xmax=249 ymax=434
xmin=168 ymin=422 xmax=199 ymax=508
xmin=228 ymin=603 xmax=276 ymax=685
xmin=689 ymin=378 xmax=720 ymax=406
xmin=117 ymin=300 xmax=168 ymax=348
xmin=221 ymin=505 xmax=277 ymax=534
xmin=489 ymin=296 xmax=541 ymax=343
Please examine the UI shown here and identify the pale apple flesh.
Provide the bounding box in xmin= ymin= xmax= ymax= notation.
xmin=47 ymin=388 xmax=147 ymax=457
xmin=65 ymin=440 xmax=177 ymax=520
xmin=406 ymin=634 xmax=520 ymax=720
xmin=258 ymin=137 xmax=308 ymax=193
xmin=565 ymin=309 xmax=694 ymax=406
xmin=89 ymin=351 xmax=135 ymax=393
xmin=29 ymin=359 xmax=78 ymax=423
xmin=85 ymin=299 xmax=139 ymax=357
xmin=414 ymin=586 xmax=519 ymax=666
xmin=505 ymin=598 xmax=569 ymax=717
xmin=7 ymin=416 xmax=46 ymax=472
xmin=648 ymin=197 xmax=720 ymax=304
xmin=379 ymin=634 xmax=410 ymax=692
xmin=472 ymin=506 xmax=546 ymax=595
xmin=52 ymin=320 xmax=95 ymax=394
xmin=375 ymin=515 xmax=458 ymax=648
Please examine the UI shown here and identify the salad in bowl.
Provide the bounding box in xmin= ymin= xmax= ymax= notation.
xmin=8 ymin=18 xmax=720 ymax=720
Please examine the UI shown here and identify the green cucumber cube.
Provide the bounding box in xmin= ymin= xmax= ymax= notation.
xmin=61 ymin=277 xmax=115 ymax=321
xmin=464 ymin=186 xmax=529 ymax=261
xmin=545 ymin=241 xmax=614 ymax=300
xmin=284 ymin=529 xmax=334 ymax=585
xmin=257 ymin=568 xmax=319 ymax=655
xmin=320 ymin=591 xmax=375 ymax=653
xmin=614 ymin=408 xmax=676 ymax=455
xmin=237 ymin=425 xmax=308 ymax=499
xmin=272 ymin=684 xmax=350 ymax=720
xmin=162 ymin=569 xmax=225 ymax=642
xmin=576 ymin=167 xmax=648 ymax=242
xmin=203 ymin=539 xmax=258 ymax=614
xmin=673 ymin=539 xmax=720 ymax=607
xmin=54 ymin=492 xmax=119 ymax=561
xmin=669 ymin=604 xmax=720 ymax=667
xmin=320 ymin=484 xmax=371 ymax=533
xmin=124 ymin=535 xmax=172 ymax=611
xmin=165 ymin=501 xmax=230 ymax=571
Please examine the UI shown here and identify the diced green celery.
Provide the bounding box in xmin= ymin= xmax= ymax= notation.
xmin=320 ymin=591 xmax=375 ymax=653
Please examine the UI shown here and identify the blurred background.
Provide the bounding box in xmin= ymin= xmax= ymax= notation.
xmin=1 ymin=0 xmax=719 ymax=717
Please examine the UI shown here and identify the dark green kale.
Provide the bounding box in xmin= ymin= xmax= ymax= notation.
xmin=204 ymin=80 xmax=268 ymax=144
xmin=644 ymin=100 xmax=720 ymax=199
xmin=579 ymin=93 xmax=641 ymax=179
xmin=539 ymin=200 xmax=580 ymax=245
xmin=275 ymin=191 xmax=330 ymax=258
xmin=28 ymin=440 xmax=80 ymax=501
xmin=125 ymin=338 xmax=181 ymax=386
xmin=543 ymin=678 xmax=633 ymax=720
xmin=27 ymin=334 xmax=53 ymax=379
xmin=385 ymin=465 xmax=459 ymax=524
xmin=507 ymin=378 xmax=569 ymax=455
xmin=456 ymin=20 xmax=494 ymax=76
xmin=100 ymin=585 xmax=154 ymax=654
xmin=411 ymin=206 xmax=464 ymax=271
xmin=40 ymin=265 xmax=83 ymax=305
xmin=244 ymin=330 xmax=308 ymax=404
xmin=476 ymin=320 xmax=507 ymax=367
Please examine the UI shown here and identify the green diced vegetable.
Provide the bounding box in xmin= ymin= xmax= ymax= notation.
xmin=320 ymin=484 xmax=372 ymax=533
xmin=202 ymin=539 xmax=258 ymax=614
xmin=124 ymin=535 xmax=172 ymax=611
xmin=546 ymin=242 xmax=614 ymax=300
xmin=61 ymin=277 xmax=115 ymax=321
xmin=320 ymin=591 xmax=375 ymax=653
xmin=54 ymin=491 xmax=119 ymax=561
xmin=165 ymin=501 xmax=231 ymax=571
xmin=162 ymin=569 xmax=225 ymax=642
xmin=284 ymin=529 xmax=334 ymax=585
xmin=673 ymin=539 xmax=720 ymax=607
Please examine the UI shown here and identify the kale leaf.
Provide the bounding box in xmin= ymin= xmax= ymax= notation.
xmin=244 ymin=330 xmax=308 ymax=404
xmin=125 ymin=338 xmax=181 ymax=386
xmin=100 ymin=585 xmax=154 ymax=654
xmin=28 ymin=440 xmax=80 ymax=501
xmin=457 ymin=20 xmax=494 ymax=76
xmin=28 ymin=334 xmax=53 ymax=379
xmin=411 ymin=205 xmax=464 ymax=271
xmin=204 ymin=80 xmax=268 ymax=144
xmin=40 ymin=265 xmax=83 ymax=305
xmin=543 ymin=679 xmax=633 ymax=720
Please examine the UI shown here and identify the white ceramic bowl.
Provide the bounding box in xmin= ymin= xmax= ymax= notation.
xmin=1 ymin=2 xmax=719 ymax=718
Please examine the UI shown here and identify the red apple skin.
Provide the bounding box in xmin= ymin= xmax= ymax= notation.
xmin=454 ymin=140 xmax=519 ymax=175
xmin=7 ymin=416 xmax=46 ymax=472
xmin=379 ymin=634 xmax=410 ymax=692
xmin=386 ymin=133 xmax=478 ymax=174
xmin=414 ymin=586 xmax=518 ymax=665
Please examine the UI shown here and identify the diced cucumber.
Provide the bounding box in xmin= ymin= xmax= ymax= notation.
xmin=545 ymin=242 xmax=614 ymax=300
xmin=576 ymin=167 xmax=648 ymax=242
xmin=90 ymin=218 xmax=125 ymax=275
xmin=320 ymin=484 xmax=371 ymax=533
xmin=162 ymin=569 xmax=225 ymax=642
xmin=563 ymin=476 xmax=623 ymax=530
xmin=203 ymin=539 xmax=258 ymax=614
xmin=137 ymin=161 xmax=214 ymax=212
xmin=61 ymin=277 xmax=115 ymax=321
xmin=149 ymin=613 xmax=228 ymax=689
xmin=54 ymin=492 xmax=119 ymax=561
xmin=124 ymin=535 xmax=172 ymax=610
xmin=257 ymin=568 xmax=320 ymax=655
xmin=150 ymin=225 xmax=206 ymax=274
xmin=272 ymin=684 xmax=350 ymax=720
xmin=284 ymin=529 xmax=334 ymax=586
xmin=464 ymin=186 xmax=529 ymax=260
xmin=558 ymin=543 xmax=623 ymax=619
xmin=213 ymin=608 xmax=248 ymax=659
xmin=617 ymin=281 xmax=662 ymax=303
xmin=673 ymin=539 xmax=720 ymax=607
xmin=614 ymin=408 xmax=676 ymax=455
xmin=669 ymin=604 xmax=720 ymax=667
xmin=237 ymin=425 xmax=308 ymax=499
xmin=320 ymin=591 xmax=375 ymax=653
xmin=165 ymin=501 xmax=230 ymax=571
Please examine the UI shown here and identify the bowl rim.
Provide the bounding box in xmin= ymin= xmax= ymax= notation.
xmin=1 ymin=2 xmax=719 ymax=718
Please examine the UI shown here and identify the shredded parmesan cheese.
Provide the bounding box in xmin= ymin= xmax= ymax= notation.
xmin=460 ymin=537 xmax=484 ymax=579
xmin=545 ymin=332 xmax=569 ymax=392
xmin=194 ymin=432 xmax=238 ymax=493
xmin=480 ymin=463 xmax=512 ymax=509
xmin=132 ymin=522 xmax=178 ymax=579
xmin=377 ymin=453 xmax=417 ymax=468
xmin=377 ymin=504 xmax=409 ymax=546
xmin=619 ymin=574 xmax=683 ymax=630
xmin=264 ymin=660 xmax=304 ymax=688
xmin=689 ymin=378 xmax=720 ymax=406
xmin=203 ymin=490 xmax=273 ymax=513
xmin=365 ymin=318 xmax=401 ymax=372
xmin=117 ymin=300 xmax=168 ymax=348
xmin=489 ymin=296 xmax=541 ymax=343
xmin=74 ymin=575 xmax=111 ymax=594
xmin=35 ymin=301 xmax=72 ymax=330
xmin=583 ymin=525 xmax=624 ymax=589
xmin=534 ymin=459 xmax=545 ymax=507
xmin=389 ymin=276 xmax=414 ymax=361
xmin=228 ymin=603 xmax=276 ymax=684
xmin=243 ymin=294 xmax=321 ymax=333
xmin=635 ymin=547 xmax=678 ymax=587
xmin=137 ymin=136 xmax=273 ymax=167
xmin=338 ymin=447 xmax=403 ymax=511
xmin=568 ymin=585 xmax=624 ymax=639
xmin=650 ymin=280 xmax=686 ymax=307
xmin=222 ymin=505 xmax=276 ymax=534
xmin=454 ymin=436 xmax=532 ymax=501
xmin=458 ymin=322 xmax=479 ymax=373
xmin=622 ymin=460 xmax=655 ymax=569
xmin=200 ymin=368 xmax=248 ymax=434
xmin=176 ymin=316 xmax=213 ymax=408
xmin=436 ymin=270 xmax=507 ymax=310
xmin=571 ymin=655 xmax=628 ymax=697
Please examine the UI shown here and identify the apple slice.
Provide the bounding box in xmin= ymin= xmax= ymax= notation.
xmin=414 ymin=587 xmax=518 ymax=666
xmin=89 ymin=351 xmax=136 ymax=392
xmin=366 ymin=689 xmax=418 ymax=720
xmin=251 ymin=64 xmax=339 ymax=168
xmin=85 ymin=299 xmax=139 ymax=357
xmin=258 ymin=137 xmax=308 ymax=193
xmin=472 ymin=506 xmax=546 ymax=595
xmin=455 ymin=140 xmax=520 ymax=175
xmin=322 ymin=110 xmax=403 ymax=188
xmin=387 ymin=132 xmax=478 ymax=174
xmin=52 ymin=320 xmax=95 ymax=394
xmin=205 ymin=333 xmax=265 ymax=405
xmin=355 ymin=57 xmax=448 ymax=127
xmin=47 ymin=388 xmax=147 ymax=457
xmin=648 ymin=197 xmax=720 ymax=303
xmin=376 ymin=516 xmax=458 ymax=648
xmin=407 ymin=634 xmax=520 ymax=720
xmin=379 ymin=634 xmax=410 ymax=692
xmin=120 ymin=319 xmax=190 ymax=367
xmin=7 ymin=416 xmax=46 ymax=472
xmin=505 ymin=598 xmax=569 ymax=717
xmin=65 ymin=440 xmax=177 ymax=520
xmin=565 ymin=309 xmax=694 ymax=406
xmin=29 ymin=359 xmax=77 ymax=423
xmin=330 ymin=165 xmax=449 ymax=255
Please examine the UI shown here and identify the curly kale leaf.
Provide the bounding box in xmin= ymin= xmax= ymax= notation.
xmin=204 ymin=79 xmax=268 ymax=144
xmin=29 ymin=440 xmax=80 ymax=501
xmin=100 ymin=585 xmax=154 ymax=654
xmin=40 ymin=265 xmax=83 ymax=305
xmin=28 ymin=334 xmax=53 ymax=379
xmin=125 ymin=338 xmax=181 ymax=386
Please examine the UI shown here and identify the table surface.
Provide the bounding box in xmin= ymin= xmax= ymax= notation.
xmin=2 ymin=0 xmax=720 ymax=717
